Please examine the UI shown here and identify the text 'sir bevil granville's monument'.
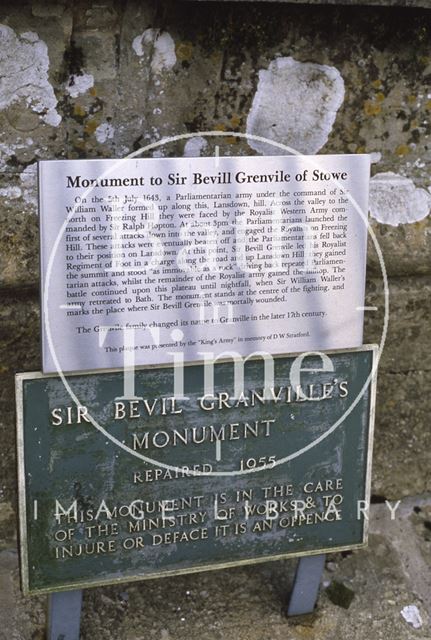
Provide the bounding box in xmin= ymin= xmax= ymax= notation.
xmin=1 ymin=2 xmax=430 ymax=639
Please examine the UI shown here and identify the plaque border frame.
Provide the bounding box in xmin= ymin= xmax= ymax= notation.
xmin=16 ymin=344 xmax=378 ymax=595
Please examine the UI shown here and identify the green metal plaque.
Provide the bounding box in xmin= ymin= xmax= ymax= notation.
xmin=16 ymin=346 xmax=377 ymax=595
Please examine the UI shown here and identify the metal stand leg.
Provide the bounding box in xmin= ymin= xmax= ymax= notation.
xmin=287 ymin=554 xmax=326 ymax=616
xmin=47 ymin=590 xmax=83 ymax=640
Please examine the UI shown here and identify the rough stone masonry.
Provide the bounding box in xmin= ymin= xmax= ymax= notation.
xmin=0 ymin=0 xmax=430 ymax=638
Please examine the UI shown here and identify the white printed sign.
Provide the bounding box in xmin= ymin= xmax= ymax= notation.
xmin=39 ymin=154 xmax=370 ymax=373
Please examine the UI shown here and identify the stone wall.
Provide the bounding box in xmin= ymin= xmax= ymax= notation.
xmin=0 ymin=1 xmax=430 ymax=633
xmin=198 ymin=0 xmax=431 ymax=7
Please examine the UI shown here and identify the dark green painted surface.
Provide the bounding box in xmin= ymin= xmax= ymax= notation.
xmin=17 ymin=348 xmax=375 ymax=594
